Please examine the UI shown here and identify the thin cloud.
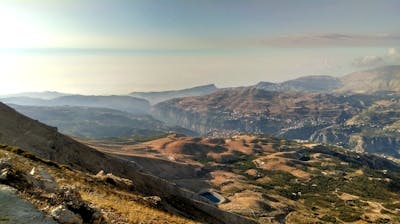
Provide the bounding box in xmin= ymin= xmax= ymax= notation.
xmin=260 ymin=33 xmax=400 ymax=47
xmin=351 ymin=47 xmax=400 ymax=69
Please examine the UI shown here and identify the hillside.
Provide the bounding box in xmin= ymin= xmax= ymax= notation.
xmin=86 ymin=134 xmax=400 ymax=223
xmin=0 ymin=102 xmax=256 ymax=224
xmin=2 ymin=99 xmax=400 ymax=223
xmin=254 ymin=66 xmax=400 ymax=94
xmin=130 ymin=84 xmax=218 ymax=104
xmin=1 ymin=95 xmax=150 ymax=115
xmin=256 ymin=75 xmax=342 ymax=92
xmin=9 ymin=104 xmax=196 ymax=139
xmin=153 ymin=88 xmax=400 ymax=157
xmin=0 ymin=145 xmax=199 ymax=224
xmin=153 ymin=87 xmax=358 ymax=132
xmin=0 ymin=102 xmax=112 ymax=172
xmin=339 ymin=65 xmax=400 ymax=93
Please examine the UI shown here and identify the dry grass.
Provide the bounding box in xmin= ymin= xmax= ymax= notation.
xmin=0 ymin=147 xmax=200 ymax=224
xmin=254 ymin=154 xmax=310 ymax=180
xmin=80 ymin=191 xmax=198 ymax=224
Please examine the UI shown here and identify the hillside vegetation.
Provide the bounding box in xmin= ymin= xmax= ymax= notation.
xmin=88 ymin=134 xmax=400 ymax=223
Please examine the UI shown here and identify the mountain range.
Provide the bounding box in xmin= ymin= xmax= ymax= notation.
xmin=129 ymin=84 xmax=218 ymax=104
xmin=2 ymin=101 xmax=400 ymax=223
xmin=256 ymin=65 xmax=400 ymax=93
xmin=339 ymin=65 xmax=400 ymax=93
xmin=153 ymin=66 xmax=400 ymax=158
xmin=1 ymin=95 xmax=150 ymax=115
xmin=1 ymin=65 xmax=400 ymax=158
xmin=0 ymin=91 xmax=69 ymax=100
xmin=1 ymin=65 xmax=400 ymax=223
xmin=9 ymin=104 xmax=197 ymax=139
xmin=0 ymin=102 xmax=255 ymax=224
xmin=256 ymin=75 xmax=342 ymax=92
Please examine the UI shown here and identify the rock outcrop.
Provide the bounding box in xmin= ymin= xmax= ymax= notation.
xmin=0 ymin=157 xmax=103 ymax=224
xmin=50 ymin=205 xmax=83 ymax=224
xmin=0 ymin=184 xmax=57 ymax=224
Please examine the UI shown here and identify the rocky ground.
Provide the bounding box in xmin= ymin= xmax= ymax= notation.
xmin=0 ymin=184 xmax=57 ymax=224
xmin=0 ymin=145 xmax=199 ymax=224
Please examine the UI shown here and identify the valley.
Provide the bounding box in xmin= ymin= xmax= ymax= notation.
xmin=77 ymin=134 xmax=400 ymax=223
xmin=153 ymin=66 xmax=400 ymax=158
xmin=1 ymin=65 xmax=400 ymax=223
xmin=2 ymin=1 xmax=400 ymax=223
xmin=9 ymin=105 xmax=195 ymax=139
xmin=3 ymin=66 xmax=399 ymax=160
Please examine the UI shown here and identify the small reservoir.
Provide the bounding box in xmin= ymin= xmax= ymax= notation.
xmin=198 ymin=190 xmax=226 ymax=205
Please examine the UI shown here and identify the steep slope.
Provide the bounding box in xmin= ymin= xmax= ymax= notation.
xmin=9 ymin=104 xmax=195 ymax=139
xmin=0 ymin=102 xmax=256 ymax=224
xmin=130 ymin=84 xmax=218 ymax=104
xmin=309 ymin=96 xmax=400 ymax=157
xmin=0 ymin=145 xmax=199 ymax=224
xmin=339 ymin=65 xmax=400 ymax=93
xmin=1 ymin=95 xmax=150 ymax=115
xmin=0 ymin=102 xmax=124 ymax=172
xmin=153 ymin=87 xmax=360 ymax=134
xmin=153 ymin=88 xmax=400 ymax=157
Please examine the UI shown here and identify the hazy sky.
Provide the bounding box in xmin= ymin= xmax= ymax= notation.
xmin=0 ymin=0 xmax=400 ymax=95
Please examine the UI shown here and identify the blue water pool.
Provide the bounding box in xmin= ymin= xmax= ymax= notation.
xmin=199 ymin=192 xmax=221 ymax=203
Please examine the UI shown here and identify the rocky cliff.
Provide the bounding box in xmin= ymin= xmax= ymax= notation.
xmin=153 ymin=89 xmax=400 ymax=157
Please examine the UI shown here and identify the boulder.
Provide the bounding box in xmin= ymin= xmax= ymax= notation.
xmin=29 ymin=167 xmax=59 ymax=192
xmin=50 ymin=205 xmax=83 ymax=224
xmin=0 ymin=184 xmax=57 ymax=224
xmin=95 ymin=170 xmax=134 ymax=190
xmin=0 ymin=158 xmax=12 ymax=169
xmin=58 ymin=186 xmax=105 ymax=223
xmin=144 ymin=196 xmax=162 ymax=206
xmin=0 ymin=158 xmax=13 ymax=181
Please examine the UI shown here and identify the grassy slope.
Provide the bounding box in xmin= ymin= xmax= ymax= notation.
xmin=0 ymin=145 xmax=199 ymax=224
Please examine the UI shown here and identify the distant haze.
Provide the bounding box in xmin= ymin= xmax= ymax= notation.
xmin=0 ymin=0 xmax=400 ymax=95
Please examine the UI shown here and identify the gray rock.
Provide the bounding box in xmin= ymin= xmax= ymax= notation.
xmin=0 ymin=168 xmax=10 ymax=181
xmin=50 ymin=205 xmax=83 ymax=224
xmin=0 ymin=184 xmax=57 ymax=224
xmin=144 ymin=196 xmax=162 ymax=205
xmin=29 ymin=167 xmax=59 ymax=192
xmin=0 ymin=158 xmax=12 ymax=170
xmin=95 ymin=170 xmax=105 ymax=177
xmin=0 ymin=158 xmax=13 ymax=181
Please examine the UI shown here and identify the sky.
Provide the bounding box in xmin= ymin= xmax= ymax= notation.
xmin=0 ymin=0 xmax=400 ymax=95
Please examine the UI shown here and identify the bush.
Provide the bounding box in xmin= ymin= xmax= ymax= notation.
xmin=319 ymin=215 xmax=337 ymax=223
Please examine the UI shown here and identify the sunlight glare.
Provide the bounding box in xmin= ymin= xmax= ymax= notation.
xmin=0 ymin=5 xmax=48 ymax=48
